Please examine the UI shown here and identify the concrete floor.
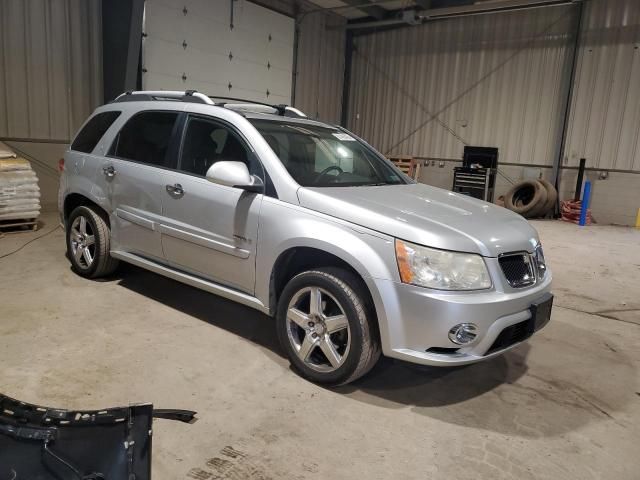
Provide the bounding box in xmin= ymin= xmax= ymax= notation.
xmin=1 ymin=213 xmax=639 ymax=479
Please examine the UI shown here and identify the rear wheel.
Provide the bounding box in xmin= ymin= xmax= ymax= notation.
xmin=66 ymin=206 xmax=119 ymax=278
xmin=277 ymin=268 xmax=380 ymax=385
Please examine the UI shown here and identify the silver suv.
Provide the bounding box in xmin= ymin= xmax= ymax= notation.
xmin=59 ymin=90 xmax=553 ymax=385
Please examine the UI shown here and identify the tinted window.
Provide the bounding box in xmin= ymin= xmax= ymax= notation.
xmin=71 ymin=111 xmax=121 ymax=153
xmin=110 ymin=111 xmax=179 ymax=167
xmin=250 ymin=120 xmax=405 ymax=187
xmin=179 ymin=116 xmax=258 ymax=177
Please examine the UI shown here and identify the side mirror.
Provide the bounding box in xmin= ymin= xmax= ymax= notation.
xmin=205 ymin=161 xmax=264 ymax=193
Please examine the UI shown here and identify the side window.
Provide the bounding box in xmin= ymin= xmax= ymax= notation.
xmin=109 ymin=111 xmax=179 ymax=167
xmin=71 ymin=111 xmax=121 ymax=153
xmin=179 ymin=116 xmax=258 ymax=178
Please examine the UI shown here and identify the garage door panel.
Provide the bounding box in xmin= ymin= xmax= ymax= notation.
xmin=267 ymin=44 xmax=294 ymax=71
xmin=229 ymin=32 xmax=268 ymax=65
xmin=239 ymin=2 xmax=292 ymax=41
xmin=144 ymin=2 xmax=186 ymax=43
xmin=186 ymin=0 xmax=231 ymax=20
xmin=187 ymin=17 xmax=233 ymax=51
xmin=144 ymin=0 xmax=293 ymax=102
xmin=180 ymin=51 xmax=230 ymax=84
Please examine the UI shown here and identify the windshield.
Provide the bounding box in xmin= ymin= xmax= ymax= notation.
xmin=250 ymin=120 xmax=407 ymax=187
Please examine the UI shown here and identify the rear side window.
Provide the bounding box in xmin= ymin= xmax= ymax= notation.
xmin=71 ymin=111 xmax=121 ymax=153
xmin=109 ymin=111 xmax=179 ymax=167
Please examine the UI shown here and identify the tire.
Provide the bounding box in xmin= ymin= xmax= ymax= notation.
xmin=524 ymin=181 xmax=550 ymax=218
xmin=276 ymin=267 xmax=381 ymax=386
xmin=66 ymin=206 xmax=119 ymax=278
xmin=537 ymin=178 xmax=558 ymax=217
xmin=504 ymin=179 xmax=548 ymax=218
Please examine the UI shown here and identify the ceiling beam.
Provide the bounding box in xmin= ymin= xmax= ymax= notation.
xmin=413 ymin=0 xmax=431 ymax=8
xmin=347 ymin=0 xmax=580 ymax=29
xmin=340 ymin=0 xmax=387 ymax=19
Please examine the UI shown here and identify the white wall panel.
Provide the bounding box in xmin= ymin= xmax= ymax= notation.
xmin=347 ymin=5 xmax=577 ymax=166
xmin=143 ymin=0 xmax=294 ymax=104
xmin=0 ymin=0 xmax=102 ymax=141
xmin=564 ymin=0 xmax=640 ymax=172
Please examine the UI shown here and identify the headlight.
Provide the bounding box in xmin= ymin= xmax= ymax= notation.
xmin=535 ymin=244 xmax=546 ymax=278
xmin=395 ymin=239 xmax=491 ymax=290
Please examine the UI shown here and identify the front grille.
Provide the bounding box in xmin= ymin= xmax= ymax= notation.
xmin=486 ymin=320 xmax=532 ymax=355
xmin=499 ymin=253 xmax=536 ymax=288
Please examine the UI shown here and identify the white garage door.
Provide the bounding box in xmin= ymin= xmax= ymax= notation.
xmin=143 ymin=0 xmax=294 ymax=104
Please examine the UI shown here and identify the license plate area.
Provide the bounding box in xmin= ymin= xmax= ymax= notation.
xmin=529 ymin=293 xmax=553 ymax=334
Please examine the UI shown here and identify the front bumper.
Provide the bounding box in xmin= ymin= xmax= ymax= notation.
xmin=370 ymin=270 xmax=553 ymax=366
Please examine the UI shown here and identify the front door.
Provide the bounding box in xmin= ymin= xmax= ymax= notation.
xmin=160 ymin=114 xmax=263 ymax=294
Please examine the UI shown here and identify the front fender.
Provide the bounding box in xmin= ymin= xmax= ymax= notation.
xmin=255 ymin=198 xmax=400 ymax=352
xmin=256 ymin=199 xmax=397 ymax=294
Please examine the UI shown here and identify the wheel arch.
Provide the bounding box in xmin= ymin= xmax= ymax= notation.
xmin=63 ymin=193 xmax=110 ymax=227
xmin=268 ymin=246 xmax=380 ymax=328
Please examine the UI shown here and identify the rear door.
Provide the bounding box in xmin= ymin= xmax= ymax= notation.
xmin=103 ymin=111 xmax=183 ymax=261
xmin=159 ymin=114 xmax=264 ymax=294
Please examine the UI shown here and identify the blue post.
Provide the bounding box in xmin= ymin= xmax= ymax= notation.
xmin=579 ymin=180 xmax=591 ymax=226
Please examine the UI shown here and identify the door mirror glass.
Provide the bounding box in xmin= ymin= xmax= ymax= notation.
xmin=206 ymin=161 xmax=263 ymax=192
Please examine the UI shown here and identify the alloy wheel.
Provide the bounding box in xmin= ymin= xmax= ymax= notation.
xmin=69 ymin=215 xmax=96 ymax=269
xmin=285 ymin=286 xmax=351 ymax=373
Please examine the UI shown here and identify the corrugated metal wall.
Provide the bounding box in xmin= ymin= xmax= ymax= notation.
xmin=0 ymin=0 xmax=102 ymax=142
xmin=347 ymin=4 xmax=578 ymax=166
xmin=564 ymin=0 xmax=640 ymax=172
xmin=294 ymin=11 xmax=346 ymax=123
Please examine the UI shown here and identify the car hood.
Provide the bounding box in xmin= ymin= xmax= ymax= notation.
xmin=297 ymin=183 xmax=539 ymax=257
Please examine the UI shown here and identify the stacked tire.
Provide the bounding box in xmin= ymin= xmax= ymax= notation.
xmin=502 ymin=179 xmax=557 ymax=219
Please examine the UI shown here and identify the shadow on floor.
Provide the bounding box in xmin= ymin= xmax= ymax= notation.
xmin=115 ymin=263 xmax=284 ymax=359
xmin=336 ymin=345 xmax=530 ymax=407
xmin=335 ymin=322 xmax=635 ymax=438
xmin=114 ymin=263 xmax=524 ymax=402
xmin=113 ymin=263 xmax=635 ymax=438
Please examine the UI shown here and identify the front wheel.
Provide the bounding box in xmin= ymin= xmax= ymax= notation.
xmin=276 ymin=268 xmax=381 ymax=385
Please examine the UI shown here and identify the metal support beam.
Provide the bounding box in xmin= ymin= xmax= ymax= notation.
xmin=340 ymin=32 xmax=355 ymax=127
xmin=291 ymin=24 xmax=300 ymax=105
xmin=102 ymin=0 xmax=145 ymax=102
xmin=551 ymin=0 xmax=584 ymax=202
xmin=341 ymin=0 xmax=387 ymax=19
xmin=413 ymin=0 xmax=432 ymax=9
xmin=419 ymin=0 xmax=580 ymax=18
xmin=347 ymin=0 xmax=582 ymax=30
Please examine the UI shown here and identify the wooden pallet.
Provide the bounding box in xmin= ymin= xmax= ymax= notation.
xmin=388 ymin=155 xmax=421 ymax=180
xmin=0 ymin=218 xmax=39 ymax=233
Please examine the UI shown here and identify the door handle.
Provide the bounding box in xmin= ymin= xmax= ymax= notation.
xmin=102 ymin=165 xmax=116 ymax=177
xmin=166 ymin=183 xmax=184 ymax=197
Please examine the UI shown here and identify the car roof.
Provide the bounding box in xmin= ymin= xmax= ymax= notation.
xmin=104 ymin=90 xmax=339 ymax=131
xmin=241 ymin=111 xmax=338 ymax=130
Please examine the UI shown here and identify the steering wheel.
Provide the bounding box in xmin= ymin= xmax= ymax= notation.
xmin=314 ymin=165 xmax=344 ymax=184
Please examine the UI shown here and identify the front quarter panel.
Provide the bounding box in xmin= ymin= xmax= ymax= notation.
xmin=255 ymin=197 xmax=400 ymax=346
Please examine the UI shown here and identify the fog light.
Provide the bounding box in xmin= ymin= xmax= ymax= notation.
xmin=448 ymin=323 xmax=478 ymax=345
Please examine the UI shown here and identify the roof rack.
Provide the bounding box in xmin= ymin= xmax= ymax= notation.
xmin=209 ymin=95 xmax=306 ymax=118
xmin=111 ymin=90 xmax=306 ymax=118
xmin=113 ymin=90 xmax=215 ymax=105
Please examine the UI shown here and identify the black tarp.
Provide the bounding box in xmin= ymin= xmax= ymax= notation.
xmin=0 ymin=393 xmax=195 ymax=479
